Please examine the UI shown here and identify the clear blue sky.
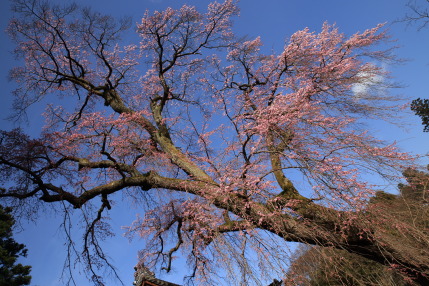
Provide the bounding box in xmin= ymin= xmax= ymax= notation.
xmin=1 ymin=0 xmax=429 ymax=285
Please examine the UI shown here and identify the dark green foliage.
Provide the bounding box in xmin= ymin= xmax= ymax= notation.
xmin=0 ymin=205 xmax=31 ymax=286
xmin=268 ymin=279 xmax=283 ymax=286
xmin=411 ymin=98 xmax=429 ymax=132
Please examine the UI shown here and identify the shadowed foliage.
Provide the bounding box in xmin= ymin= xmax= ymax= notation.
xmin=0 ymin=205 xmax=31 ymax=286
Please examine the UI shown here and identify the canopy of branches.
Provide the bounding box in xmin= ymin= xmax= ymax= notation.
xmin=0 ymin=0 xmax=427 ymax=285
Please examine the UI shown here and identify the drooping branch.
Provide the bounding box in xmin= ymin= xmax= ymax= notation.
xmin=82 ymin=201 xmax=123 ymax=285
xmin=4 ymin=1 xmax=426 ymax=285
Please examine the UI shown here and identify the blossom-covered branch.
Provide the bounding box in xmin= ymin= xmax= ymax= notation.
xmin=2 ymin=0 xmax=427 ymax=285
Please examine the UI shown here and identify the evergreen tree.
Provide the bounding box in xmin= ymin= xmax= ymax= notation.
xmin=411 ymin=98 xmax=429 ymax=132
xmin=0 ymin=205 xmax=31 ymax=286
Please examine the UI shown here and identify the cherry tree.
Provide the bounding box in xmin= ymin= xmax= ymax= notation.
xmin=1 ymin=0 xmax=427 ymax=285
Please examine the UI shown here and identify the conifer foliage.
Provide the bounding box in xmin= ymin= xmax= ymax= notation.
xmin=0 ymin=206 xmax=31 ymax=286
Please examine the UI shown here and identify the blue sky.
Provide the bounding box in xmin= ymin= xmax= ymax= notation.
xmin=1 ymin=0 xmax=429 ymax=285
